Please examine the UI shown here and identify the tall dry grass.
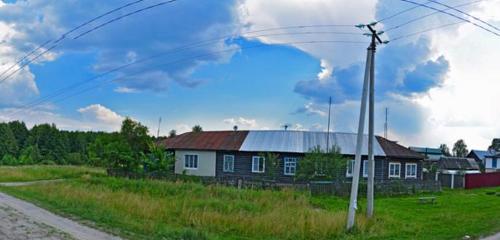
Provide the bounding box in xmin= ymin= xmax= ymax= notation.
xmin=8 ymin=176 xmax=378 ymax=239
xmin=0 ymin=165 xmax=105 ymax=182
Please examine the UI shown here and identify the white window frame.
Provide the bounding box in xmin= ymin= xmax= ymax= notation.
xmin=346 ymin=159 xmax=355 ymax=177
xmin=252 ymin=156 xmax=265 ymax=173
xmin=405 ymin=163 xmax=417 ymax=179
xmin=223 ymin=155 xmax=235 ymax=173
xmin=363 ymin=160 xmax=368 ymax=178
xmin=388 ymin=162 xmax=401 ymax=178
xmin=184 ymin=154 xmax=198 ymax=170
xmin=284 ymin=157 xmax=297 ymax=176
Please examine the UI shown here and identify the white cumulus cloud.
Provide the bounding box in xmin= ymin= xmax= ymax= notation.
xmin=223 ymin=117 xmax=258 ymax=128
xmin=78 ymin=104 xmax=124 ymax=130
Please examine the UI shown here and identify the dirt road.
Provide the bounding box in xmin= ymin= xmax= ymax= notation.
xmin=0 ymin=191 xmax=121 ymax=240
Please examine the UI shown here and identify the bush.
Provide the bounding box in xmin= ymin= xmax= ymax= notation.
xmin=66 ymin=152 xmax=84 ymax=165
xmin=0 ymin=154 xmax=19 ymax=165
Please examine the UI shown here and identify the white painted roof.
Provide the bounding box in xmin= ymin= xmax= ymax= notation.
xmin=239 ymin=130 xmax=386 ymax=156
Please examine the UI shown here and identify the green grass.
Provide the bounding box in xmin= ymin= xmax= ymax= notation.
xmin=0 ymin=169 xmax=498 ymax=240
xmin=0 ymin=165 xmax=105 ymax=182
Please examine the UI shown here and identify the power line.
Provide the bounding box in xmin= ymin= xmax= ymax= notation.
xmin=5 ymin=39 xmax=368 ymax=118
xmin=0 ymin=0 xmax=179 ymax=85
xmin=64 ymin=0 xmax=148 ymax=39
xmin=9 ymin=28 xmax=366 ymax=117
xmin=427 ymin=0 xmax=500 ymax=32
xmin=391 ymin=21 xmax=462 ymax=41
xmin=73 ymin=0 xmax=178 ymax=40
xmin=0 ymin=40 xmax=51 ymax=80
xmin=243 ymin=24 xmax=355 ymax=34
xmin=377 ymin=0 xmax=432 ymax=23
xmin=244 ymin=31 xmax=362 ymax=38
xmin=400 ymin=0 xmax=500 ymax=37
xmin=386 ymin=0 xmax=485 ymax=32
xmin=0 ymin=0 xmax=149 ymax=83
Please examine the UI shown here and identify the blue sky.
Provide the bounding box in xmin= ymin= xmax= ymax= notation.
xmin=0 ymin=0 xmax=499 ymax=149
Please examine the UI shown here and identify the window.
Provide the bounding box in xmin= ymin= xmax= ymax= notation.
xmin=252 ymin=156 xmax=265 ymax=173
xmin=388 ymin=162 xmax=401 ymax=178
xmin=346 ymin=160 xmax=355 ymax=177
xmin=405 ymin=163 xmax=417 ymax=179
xmin=223 ymin=155 xmax=234 ymax=172
xmin=284 ymin=157 xmax=297 ymax=176
xmin=184 ymin=155 xmax=198 ymax=169
xmin=363 ymin=160 xmax=368 ymax=178
xmin=493 ymin=159 xmax=498 ymax=169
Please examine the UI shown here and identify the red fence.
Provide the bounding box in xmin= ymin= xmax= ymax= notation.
xmin=465 ymin=172 xmax=500 ymax=189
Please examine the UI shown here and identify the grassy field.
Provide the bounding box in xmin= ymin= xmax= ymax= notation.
xmin=0 ymin=165 xmax=105 ymax=182
xmin=0 ymin=166 xmax=499 ymax=240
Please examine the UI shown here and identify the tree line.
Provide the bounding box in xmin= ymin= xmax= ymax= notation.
xmin=0 ymin=119 xmax=175 ymax=173
xmin=438 ymin=138 xmax=499 ymax=158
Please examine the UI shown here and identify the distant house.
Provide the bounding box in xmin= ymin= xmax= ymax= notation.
xmin=468 ymin=150 xmax=500 ymax=172
xmin=409 ymin=147 xmax=444 ymax=161
xmin=438 ymin=157 xmax=481 ymax=174
xmin=161 ymin=130 xmax=424 ymax=182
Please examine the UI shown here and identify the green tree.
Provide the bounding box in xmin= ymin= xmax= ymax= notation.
xmin=27 ymin=124 xmax=69 ymax=164
xmin=452 ymin=139 xmax=468 ymax=157
xmin=0 ymin=123 xmax=18 ymax=159
xmin=0 ymin=154 xmax=18 ymax=165
xmin=121 ymin=118 xmax=151 ymax=153
xmin=8 ymin=121 xmax=29 ymax=151
xmin=104 ymin=139 xmax=137 ymax=171
xmin=87 ymin=133 xmax=121 ymax=167
xmin=18 ymin=145 xmax=41 ymax=165
xmin=296 ymin=146 xmax=347 ymax=181
xmin=439 ymin=144 xmax=451 ymax=157
xmin=168 ymin=129 xmax=177 ymax=138
xmin=144 ymin=143 xmax=175 ymax=174
xmin=259 ymin=152 xmax=279 ymax=180
xmin=489 ymin=138 xmax=500 ymax=152
xmin=192 ymin=125 xmax=203 ymax=133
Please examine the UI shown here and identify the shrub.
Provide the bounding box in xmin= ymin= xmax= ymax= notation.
xmin=0 ymin=154 xmax=19 ymax=165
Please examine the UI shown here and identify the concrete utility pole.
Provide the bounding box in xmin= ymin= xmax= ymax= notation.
xmin=347 ymin=23 xmax=385 ymax=230
xmin=326 ymin=96 xmax=332 ymax=152
xmin=156 ymin=117 xmax=162 ymax=139
xmin=384 ymin=107 xmax=388 ymax=139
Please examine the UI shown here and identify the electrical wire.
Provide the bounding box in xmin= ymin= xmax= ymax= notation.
xmin=12 ymin=28 xmax=366 ymax=114
xmin=73 ymin=0 xmax=178 ymax=40
xmin=0 ymin=0 xmax=179 ymax=85
xmin=390 ymin=21 xmax=462 ymax=41
xmin=377 ymin=0 xmax=432 ymax=23
xmin=399 ymin=0 xmax=500 ymax=37
xmin=5 ymin=39 xmax=368 ymax=118
xmin=427 ymin=0 xmax=500 ymax=32
xmin=0 ymin=0 xmax=149 ymax=83
xmin=386 ymin=0 xmax=484 ymax=32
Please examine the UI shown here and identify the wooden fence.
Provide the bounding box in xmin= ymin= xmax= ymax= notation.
xmin=107 ymin=169 xmax=441 ymax=196
xmin=465 ymin=172 xmax=500 ymax=189
xmin=310 ymin=180 xmax=441 ymax=196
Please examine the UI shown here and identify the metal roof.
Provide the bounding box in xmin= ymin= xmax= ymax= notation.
xmin=377 ymin=137 xmax=424 ymax=159
xmin=239 ymin=131 xmax=386 ymax=156
xmin=439 ymin=157 xmax=480 ymax=170
xmin=161 ymin=131 xmax=249 ymax=151
xmin=469 ymin=150 xmax=489 ymax=160
xmin=409 ymin=147 xmax=443 ymax=155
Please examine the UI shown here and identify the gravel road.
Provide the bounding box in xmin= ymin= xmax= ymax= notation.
xmin=0 ymin=190 xmax=121 ymax=240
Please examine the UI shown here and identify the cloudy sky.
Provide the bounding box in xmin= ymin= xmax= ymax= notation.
xmin=0 ymin=0 xmax=499 ymax=150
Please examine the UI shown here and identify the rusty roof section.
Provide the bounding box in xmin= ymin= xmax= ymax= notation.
xmin=376 ymin=136 xmax=424 ymax=160
xmin=161 ymin=131 xmax=249 ymax=151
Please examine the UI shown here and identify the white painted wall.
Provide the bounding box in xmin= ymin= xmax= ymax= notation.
xmin=174 ymin=150 xmax=216 ymax=177
xmin=485 ymin=159 xmax=499 ymax=172
xmin=486 ymin=159 xmax=492 ymax=169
